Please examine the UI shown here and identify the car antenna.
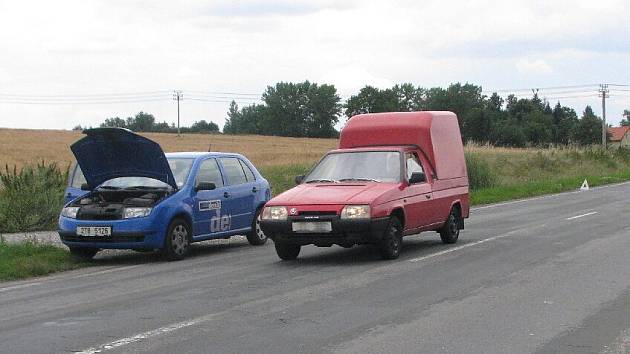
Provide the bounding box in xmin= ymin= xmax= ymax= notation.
xmin=207 ymin=143 xmax=212 ymax=152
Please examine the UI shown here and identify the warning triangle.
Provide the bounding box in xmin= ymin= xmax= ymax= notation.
xmin=580 ymin=179 xmax=589 ymax=191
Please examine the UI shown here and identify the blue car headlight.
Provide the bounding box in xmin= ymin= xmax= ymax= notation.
xmin=123 ymin=207 xmax=153 ymax=219
xmin=61 ymin=207 xmax=80 ymax=219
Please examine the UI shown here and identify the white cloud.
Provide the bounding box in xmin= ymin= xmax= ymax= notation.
xmin=0 ymin=0 xmax=629 ymax=129
xmin=320 ymin=66 xmax=393 ymax=97
xmin=515 ymin=58 xmax=553 ymax=75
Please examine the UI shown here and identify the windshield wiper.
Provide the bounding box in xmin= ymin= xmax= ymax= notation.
xmin=305 ymin=179 xmax=338 ymax=184
xmin=123 ymin=186 xmax=171 ymax=191
xmin=338 ymin=178 xmax=381 ymax=183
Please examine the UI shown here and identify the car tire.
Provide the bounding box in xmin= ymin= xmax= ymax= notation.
xmin=162 ymin=218 xmax=191 ymax=261
xmin=275 ymin=242 xmax=300 ymax=260
xmin=69 ymin=247 xmax=98 ymax=260
xmin=439 ymin=207 xmax=460 ymax=244
xmin=246 ymin=209 xmax=268 ymax=246
xmin=379 ymin=216 xmax=403 ymax=260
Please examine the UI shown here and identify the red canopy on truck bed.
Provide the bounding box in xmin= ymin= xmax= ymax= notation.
xmin=339 ymin=111 xmax=467 ymax=180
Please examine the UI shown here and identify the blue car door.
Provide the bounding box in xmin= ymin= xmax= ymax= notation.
xmin=64 ymin=164 xmax=89 ymax=204
xmin=217 ymin=157 xmax=257 ymax=231
xmin=191 ymin=158 xmax=230 ymax=238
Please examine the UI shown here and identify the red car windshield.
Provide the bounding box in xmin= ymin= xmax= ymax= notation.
xmin=304 ymin=151 xmax=401 ymax=183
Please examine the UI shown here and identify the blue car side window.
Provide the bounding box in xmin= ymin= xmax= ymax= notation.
xmin=219 ymin=157 xmax=247 ymax=186
xmin=239 ymin=159 xmax=256 ymax=182
xmin=71 ymin=165 xmax=87 ymax=188
xmin=196 ymin=159 xmax=224 ymax=188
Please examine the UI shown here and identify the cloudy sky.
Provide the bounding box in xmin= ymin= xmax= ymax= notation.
xmin=1 ymin=0 xmax=629 ymax=130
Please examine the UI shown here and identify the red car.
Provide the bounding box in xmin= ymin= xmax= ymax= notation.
xmin=260 ymin=111 xmax=470 ymax=260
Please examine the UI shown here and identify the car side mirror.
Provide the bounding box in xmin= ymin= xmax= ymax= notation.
xmin=409 ymin=172 xmax=426 ymax=184
xmin=80 ymin=183 xmax=91 ymax=191
xmin=295 ymin=175 xmax=305 ymax=185
xmin=195 ymin=181 xmax=216 ymax=191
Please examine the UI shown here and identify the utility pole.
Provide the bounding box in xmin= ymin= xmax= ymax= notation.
xmin=173 ymin=90 xmax=183 ymax=136
xmin=599 ymin=84 xmax=609 ymax=148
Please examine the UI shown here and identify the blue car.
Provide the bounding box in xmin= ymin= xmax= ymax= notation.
xmin=58 ymin=128 xmax=271 ymax=260
xmin=64 ymin=164 xmax=89 ymax=204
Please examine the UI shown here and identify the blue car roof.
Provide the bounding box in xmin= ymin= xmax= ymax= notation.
xmin=165 ymin=152 xmax=246 ymax=159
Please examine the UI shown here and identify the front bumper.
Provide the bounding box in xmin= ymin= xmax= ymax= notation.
xmin=260 ymin=216 xmax=389 ymax=246
xmin=58 ymin=215 xmax=165 ymax=250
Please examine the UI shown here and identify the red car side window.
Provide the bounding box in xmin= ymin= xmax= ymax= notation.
xmin=405 ymin=152 xmax=424 ymax=181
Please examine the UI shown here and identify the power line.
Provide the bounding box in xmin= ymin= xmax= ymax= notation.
xmin=483 ymin=84 xmax=599 ymax=93
xmin=187 ymin=98 xmax=260 ymax=103
xmin=0 ymin=98 xmax=169 ymax=105
xmin=186 ymin=95 xmax=261 ymax=101
xmin=186 ymin=90 xmax=260 ymax=97
xmin=0 ymin=90 xmax=171 ymax=98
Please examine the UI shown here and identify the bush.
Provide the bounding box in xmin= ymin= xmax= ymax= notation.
xmin=465 ymin=153 xmax=497 ymax=189
xmin=0 ymin=162 xmax=67 ymax=233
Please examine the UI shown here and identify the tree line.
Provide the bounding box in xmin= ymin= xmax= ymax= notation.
xmin=76 ymin=111 xmax=220 ymax=134
xmin=226 ymin=81 xmax=611 ymax=147
xmin=78 ymin=81 xmax=616 ymax=147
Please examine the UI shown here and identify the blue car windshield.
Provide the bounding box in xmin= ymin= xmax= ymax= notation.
xmin=99 ymin=158 xmax=194 ymax=189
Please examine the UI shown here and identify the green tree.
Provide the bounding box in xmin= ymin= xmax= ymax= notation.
xmin=100 ymin=117 xmax=127 ymax=128
xmin=125 ymin=111 xmax=156 ymax=132
xmin=344 ymin=86 xmax=400 ymax=118
xmin=261 ymin=81 xmax=341 ymax=138
xmin=491 ymin=118 xmax=527 ymax=147
xmin=424 ymin=83 xmax=485 ymax=140
xmin=189 ymin=120 xmax=219 ymax=133
xmin=392 ymin=83 xmax=424 ymax=111
xmin=571 ymin=106 xmax=603 ymax=145
xmin=223 ymin=101 xmax=240 ymax=134
xmin=551 ymin=102 xmax=578 ymax=144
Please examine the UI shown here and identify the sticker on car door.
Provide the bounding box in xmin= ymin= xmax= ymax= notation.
xmin=210 ymin=210 xmax=231 ymax=232
xmin=199 ymin=200 xmax=221 ymax=211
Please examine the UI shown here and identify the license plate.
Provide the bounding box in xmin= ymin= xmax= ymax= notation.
xmin=292 ymin=221 xmax=332 ymax=233
xmin=76 ymin=226 xmax=111 ymax=237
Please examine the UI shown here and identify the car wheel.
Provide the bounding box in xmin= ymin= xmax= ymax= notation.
xmin=246 ymin=209 xmax=268 ymax=246
xmin=379 ymin=216 xmax=403 ymax=260
xmin=162 ymin=218 xmax=191 ymax=261
xmin=69 ymin=247 xmax=98 ymax=260
xmin=275 ymin=242 xmax=301 ymax=260
xmin=439 ymin=208 xmax=460 ymax=244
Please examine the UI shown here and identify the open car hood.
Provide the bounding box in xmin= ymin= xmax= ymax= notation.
xmin=70 ymin=128 xmax=177 ymax=190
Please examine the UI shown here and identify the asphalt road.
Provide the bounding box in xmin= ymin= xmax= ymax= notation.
xmin=1 ymin=182 xmax=630 ymax=354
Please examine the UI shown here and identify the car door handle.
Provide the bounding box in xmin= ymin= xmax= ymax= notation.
xmin=252 ymin=187 xmax=258 ymax=193
xmin=224 ymin=192 xmax=230 ymax=198
xmin=425 ymin=194 xmax=431 ymax=199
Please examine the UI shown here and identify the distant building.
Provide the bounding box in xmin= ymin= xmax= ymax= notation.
xmin=608 ymin=126 xmax=630 ymax=148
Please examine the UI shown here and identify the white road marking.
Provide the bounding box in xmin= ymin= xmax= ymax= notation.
xmin=0 ymin=265 xmax=141 ymax=294
xmin=408 ymin=228 xmax=528 ymax=263
xmin=566 ymin=211 xmax=598 ymax=220
xmin=76 ymin=311 xmax=227 ymax=354
xmin=0 ymin=281 xmax=42 ymax=293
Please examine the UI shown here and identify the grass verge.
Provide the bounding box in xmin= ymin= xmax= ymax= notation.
xmin=471 ymin=170 xmax=630 ymax=205
xmin=0 ymin=241 xmax=89 ymax=282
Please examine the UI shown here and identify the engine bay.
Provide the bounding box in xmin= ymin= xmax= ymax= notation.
xmin=70 ymin=190 xmax=170 ymax=220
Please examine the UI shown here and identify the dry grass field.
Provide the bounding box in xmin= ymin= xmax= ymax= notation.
xmin=2 ymin=129 xmax=629 ymax=188
xmin=0 ymin=129 xmax=337 ymax=170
